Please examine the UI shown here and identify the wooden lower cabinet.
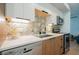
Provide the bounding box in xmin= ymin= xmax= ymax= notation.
xmin=42 ymin=38 xmax=55 ymax=55
xmin=42 ymin=36 xmax=63 ymax=55
xmin=54 ymin=36 xmax=63 ymax=55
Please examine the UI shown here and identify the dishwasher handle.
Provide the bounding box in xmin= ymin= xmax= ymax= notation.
xmin=23 ymin=49 xmax=32 ymax=53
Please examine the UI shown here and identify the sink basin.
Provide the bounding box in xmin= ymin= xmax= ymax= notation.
xmin=37 ymin=34 xmax=53 ymax=38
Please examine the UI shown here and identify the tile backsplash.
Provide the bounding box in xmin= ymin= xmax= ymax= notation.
xmin=6 ymin=18 xmax=33 ymax=37
xmin=0 ymin=16 xmax=56 ymax=37
xmin=33 ymin=15 xmax=47 ymax=34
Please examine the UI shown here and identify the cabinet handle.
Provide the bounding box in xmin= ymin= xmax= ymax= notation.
xmin=23 ymin=49 xmax=32 ymax=53
xmin=0 ymin=52 xmax=2 ymax=55
xmin=24 ymin=48 xmax=27 ymax=50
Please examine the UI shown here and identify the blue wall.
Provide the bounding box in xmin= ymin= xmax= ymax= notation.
xmin=70 ymin=17 xmax=79 ymax=35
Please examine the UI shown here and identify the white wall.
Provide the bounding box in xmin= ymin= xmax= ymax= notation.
xmin=8 ymin=18 xmax=31 ymax=35
xmin=61 ymin=11 xmax=70 ymax=33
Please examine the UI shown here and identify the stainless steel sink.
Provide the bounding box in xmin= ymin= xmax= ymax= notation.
xmin=37 ymin=34 xmax=53 ymax=38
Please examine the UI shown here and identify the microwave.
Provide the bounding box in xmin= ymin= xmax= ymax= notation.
xmin=57 ymin=16 xmax=64 ymax=25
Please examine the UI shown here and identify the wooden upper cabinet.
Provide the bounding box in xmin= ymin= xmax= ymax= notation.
xmin=35 ymin=9 xmax=49 ymax=17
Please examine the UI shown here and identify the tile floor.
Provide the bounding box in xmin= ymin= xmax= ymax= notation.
xmin=66 ymin=40 xmax=79 ymax=55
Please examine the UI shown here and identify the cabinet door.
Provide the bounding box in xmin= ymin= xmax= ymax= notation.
xmin=51 ymin=38 xmax=55 ymax=55
xmin=6 ymin=3 xmax=34 ymax=20
xmin=42 ymin=36 xmax=63 ymax=55
xmin=42 ymin=39 xmax=51 ymax=55
xmin=31 ymin=42 xmax=42 ymax=55
xmin=42 ymin=39 xmax=55 ymax=55
xmin=45 ymin=39 xmax=52 ymax=55
xmin=14 ymin=3 xmax=24 ymax=18
xmin=6 ymin=4 xmax=15 ymax=17
xmin=6 ymin=3 xmax=24 ymax=18
xmin=23 ymin=3 xmax=34 ymax=20
xmin=54 ymin=36 xmax=63 ymax=55
xmin=60 ymin=36 xmax=63 ymax=54
xmin=42 ymin=40 xmax=46 ymax=55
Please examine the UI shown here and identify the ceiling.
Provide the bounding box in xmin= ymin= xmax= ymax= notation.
xmin=68 ymin=3 xmax=79 ymax=18
xmin=51 ymin=3 xmax=69 ymax=13
xmin=51 ymin=3 xmax=79 ymax=18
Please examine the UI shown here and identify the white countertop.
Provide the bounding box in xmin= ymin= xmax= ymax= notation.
xmin=0 ymin=33 xmax=63 ymax=51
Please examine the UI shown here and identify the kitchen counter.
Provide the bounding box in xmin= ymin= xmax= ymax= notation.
xmin=0 ymin=33 xmax=63 ymax=51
